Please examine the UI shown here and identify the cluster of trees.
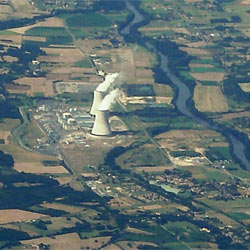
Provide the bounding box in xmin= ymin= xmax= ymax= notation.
xmin=0 ymin=100 xmax=21 ymax=121
xmin=92 ymin=0 xmax=126 ymax=11
xmin=0 ymin=150 xmax=14 ymax=168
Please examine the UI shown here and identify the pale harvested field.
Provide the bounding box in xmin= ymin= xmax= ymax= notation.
xmin=77 ymin=39 xmax=111 ymax=53
xmin=239 ymin=83 xmax=250 ymax=92
xmin=191 ymin=72 xmax=225 ymax=81
xmin=22 ymin=234 xmax=111 ymax=250
xmin=102 ymin=244 xmax=122 ymax=250
xmin=0 ymin=130 xmax=11 ymax=144
xmin=0 ymin=14 xmax=8 ymax=19
xmin=9 ymin=24 xmax=39 ymax=34
xmin=14 ymin=77 xmax=54 ymax=96
xmin=126 ymin=227 xmax=154 ymax=235
xmin=180 ymin=47 xmax=210 ymax=55
xmin=117 ymin=241 xmax=158 ymax=249
xmin=0 ymin=4 xmax=13 ymax=13
xmin=216 ymin=111 xmax=250 ymax=122
xmin=46 ymin=217 xmax=82 ymax=231
xmin=241 ymin=0 xmax=250 ymax=4
xmin=38 ymin=48 xmax=84 ymax=63
xmin=189 ymin=63 xmax=214 ymax=68
xmin=136 ymin=68 xmax=154 ymax=77
xmin=172 ymin=27 xmax=190 ymax=35
xmin=155 ymin=96 xmax=173 ymax=104
xmin=208 ymin=212 xmax=240 ymax=226
xmin=10 ymin=0 xmax=33 ymax=12
xmin=51 ymin=67 xmax=95 ymax=74
xmin=154 ymin=83 xmax=173 ymax=96
xmin=23 ymin=36 xmax=46 ymax=42
xmin=6 ymin=88 xmax=29 ymax=95
xmin=134 ymin=52 xmax=153 ymax=67
xmin=194 ymin=84 xmax=229 ymax=112
xmin=14 ymin=162 xmax=69 ymax=174
xmin=118 ymin=49 xmax=136 ymax=82
xmin=109 ymin=196 xmax=138 ymax=208
xmin=0 ymin=209 xmax=46 ymax=224
xmin=3 ymin=55 xmax=18 ymax=62
xmin=110 ymin=116 xmax=128 ymax=132
xmin=136 ymin=78 xmax=155 ymax=84
xmin=135 ymin=165 xmax=174 ymax=173
xmin=46 ymin=73 xmax=71 ymax=81
xmin=0 ymin=34 xmax=22 ymax=44
xmin=156 ymin=129 xmax=221 ymax=139
xmin=210 ymin=142 xmax=229 ymax=147
xmin=56 ymin=176 xmax=73 ymax=185
xmin=240 ymin=28 xmax=250 ymax=38
xmin=156 ymin=129 xmax=226 ymax=151
xmin=0 ymin=118 xmax=20 ymax=130
xmin=186 ymin=41 xmax=213 ymax=48
xmin=70 ymin=72 xmax=86 ymax=78
xmin=41 ymin=203 xmax=84 ymax=213
xmin=0 ymin=144 xmax=56 ymax=163
xmin=139 ymin=204 xmax=162 ymax=210
xmin=139 ymin=26 xmax=170 ymax=31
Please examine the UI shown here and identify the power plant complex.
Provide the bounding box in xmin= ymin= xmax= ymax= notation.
xmin=90 ymin=73 xmax=120 ymax=136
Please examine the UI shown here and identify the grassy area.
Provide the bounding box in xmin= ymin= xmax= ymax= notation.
xmin=191 ymin=67 xmax=225 ymax=73
xmin=209 ymin=146 xmax=232 ymax=160
xmin=0 ymin=119 xmax=20 ymax=131
xmin=117 ymin=145 xmax=170 ymax=168
xmin=74 ymin=58 xmax=93 ymax=68
xmin=163 ymin=221 xmax=210 ymax=243
xmin=227 ymin=212 xmax=250 ymax=221
xmin=25 ymin=27 xmax=73 ymax=45
xmin=179 ymin=71 xmax=195 ymax=81
xmin=65 ymin=13 xmax=111 ymax=27
xmin=0 ymin=30 xmax=19 ymax=35
xmin=200 ymin=81 xmax=220 ymax=86
xmin=169 ymin=116 xmax=204 ymax=130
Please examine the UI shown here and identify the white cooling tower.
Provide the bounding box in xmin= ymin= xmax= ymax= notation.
xmin=91 ymin=110 xmax=111 ymax=136
xmin=90 ymin=90 xmax=104 ymax=116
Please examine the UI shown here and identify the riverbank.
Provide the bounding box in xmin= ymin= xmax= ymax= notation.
xmin=120 ymin=0 xmax=250 ymax=171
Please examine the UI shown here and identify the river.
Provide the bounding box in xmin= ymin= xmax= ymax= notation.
xmin=121 ymin=0 xmax=250 ymax=170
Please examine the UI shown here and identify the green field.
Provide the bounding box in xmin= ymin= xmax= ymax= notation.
xmin=65 ymin=13 xmax=111 ymax=27
xmin=191 ymin=67 xmax=225 ymax=73
xmin=25 ymin=27 xmax=73 ymax=45
xmin=74 ymin=58 xmax=93 ymax=68
xmin=227 ymin=212 xmax=250 ymax=221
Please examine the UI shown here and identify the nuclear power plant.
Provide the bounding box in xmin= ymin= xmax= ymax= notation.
xmin=91 ymin=110 xmax=111 ymax=136
xmin=89 ymin=72 xmax=121 ymax=136
xmin=90 ymin=90 xmax=104 ymax=116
